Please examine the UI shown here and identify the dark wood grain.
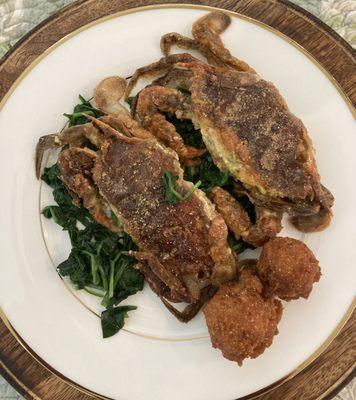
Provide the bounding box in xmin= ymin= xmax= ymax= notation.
xmin=1 ymin=312 xmax=355 ymax=400
xmin=0 ymin=1 xmax=355 ymax=399
xmin=0 ymin=0 xmax=355 ymax=107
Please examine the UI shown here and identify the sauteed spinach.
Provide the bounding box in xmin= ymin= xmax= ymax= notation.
xmin=42 ymin=98 xmax=143 ymax=338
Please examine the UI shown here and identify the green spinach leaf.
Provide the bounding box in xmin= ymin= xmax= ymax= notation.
xmin=163 ymin=171 xmax=201 ymax=205
xmin=41 ymin=97 xmax=143 ymax=338
xmin=63 ymin=95 xmax=104 ymax=127
xmin=184 ymin=154 xmax=231 ymax=194
xmin=165 ymin=114 xmax=205 ymax=149
xmin=101 ymin=305 xmax=137 ymax=338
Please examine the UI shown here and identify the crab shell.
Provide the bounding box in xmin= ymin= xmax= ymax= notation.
xmin=56 ymin=117 xmax=236 ymax=309
xmin=132 ymin=58 xmax=333 ymax=223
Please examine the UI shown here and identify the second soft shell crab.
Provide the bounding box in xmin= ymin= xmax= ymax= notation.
xmin=127 ymin=11 xmax=334 ymax=233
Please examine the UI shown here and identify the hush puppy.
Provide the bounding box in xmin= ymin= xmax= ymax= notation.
xmin=258 ymin=237 xmax=321 ymax=300
xmin=204 ymin=270 xmax=282 ymax=365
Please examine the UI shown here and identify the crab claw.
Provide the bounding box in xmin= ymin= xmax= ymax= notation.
xmin=35 ymin=134 xmax=63 ymax=178
xmin=93 ymin=76 xmax=127 ymax=115
xmin=125 ymin=53 xmax=199 ymax=99
xmin=35 ymin=124 xmax=91 ymax=178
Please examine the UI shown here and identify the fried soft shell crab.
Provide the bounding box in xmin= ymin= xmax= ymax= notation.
xmin=38 ymin=107 xmax=236 ymax=322
xmin=127 ymin=11 xmax=333 ymax=234
xmin=36 ymin=11 xmax=330 ymax=365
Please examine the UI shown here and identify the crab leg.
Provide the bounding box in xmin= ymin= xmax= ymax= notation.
xmin=91 ymin=76 xmax=154 ymax=140
xmin=35 ymin=124 xmax=98 ymax=178
xmin=132 ymin=251 xmax=191 ymax=302
xmin=93 ymin=76 xmax=152 ymax=140
xmin=211 ymin=187 xmax=282 ymax=247
xmin=134 ymin=85 xmax=205 ymax=165
xmin=291 ymin=207 xmax=332 ymax=233
xmin=100 ymin=114 xmax=152 ymax=140
xmin=161 ymin=11 xmax=256 ymax=73
xmin=245 ymin=208 xmax=283 ymax=247
xmin=135 ymin=262 xmax=181 ymax=303
xmin=138 ymin=259 xmax=218 ymax=322
xmin=211 ymin=187 xmax=250 ymax=237
xmin=87 ymin=115 xmax=148 ymax=146
xmin=192 ymin=11 xmax=255 ymax=73
xmin=209 ymin=215 xmax=238 ymax=284
xmin=58 ymin=147 xmax=120 ymax=232
xmin=160 ymin=284 xmax=218 ymax=323
xmin=160 ymin=32 xmax=227 ymax=68
xmin=125 ymin=53 xmax=199 ymax=99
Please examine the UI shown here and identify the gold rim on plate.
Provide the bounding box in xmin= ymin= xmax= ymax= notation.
xmin=0 ymin=4 xmax=355 ymax=400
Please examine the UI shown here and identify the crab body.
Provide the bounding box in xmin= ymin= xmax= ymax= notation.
xmin=126 ymin=11 xmax=333 ymax=231
xmin=39 ymin=110 xmax=236 ymax=319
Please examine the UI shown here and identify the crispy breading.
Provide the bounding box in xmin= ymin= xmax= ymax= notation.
xmin=204 ymin=270 xmax=282 ymax=365
xmin=257 ymin=237 xmax=321 ymax=300
xmin=87 ymin=118 xmax=235 ymax=303
xmin=211 ymin=187 xmax=282 ymax=246
xmin=128 ymin=10 xmax=334 ymax=231
xmin=58 ymin=147 xmax=119 ymax=232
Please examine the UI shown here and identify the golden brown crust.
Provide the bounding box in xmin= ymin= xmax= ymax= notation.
xmin=243 ymin=207 xmax=282 ymax=247
xmin=57 ymin=117 xmax=235 ymax=305
xmin=88 ymin=119 xmax=235 ymax=301
xmin=128 ymin=11 xmax=334 ymax=229
xmin=192 ymin=11 xmax=255 ymax=73
xmin=135 ymin=85 xmax=205 ymax=164
xmin=208 ymin=215 xmax=237 ymax=285
xmin=58 ymin=147 xmax=120 ymax=232
xmin=204 ymin=270 xmax=282 ymax=365
xmin=211 ymin=186 xmax=250 ymax=237
xmin=257 ymin=237 xmax=321 ymax=300
xmin=93 ymin=137 xmax=213 ymax=277
xmin=210 ymin=187 xmax=282 ymax=246
xmin=93 ymin=76 xmax=127 ymax=115
xmin=130 ymin=55 xmax=333 ymax=220
xmin=189 ymin=62 xmax=324 ymax=203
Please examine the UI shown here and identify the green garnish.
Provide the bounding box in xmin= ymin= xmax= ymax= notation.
xmin=184 ymin=154 xmax=231 ymax=193
xmin=163 ymin=116 xmax=231 ymax=192
xmin=101 ymin=305 xmax=137 ymax=338
xmin=41 ymin=97 xmax=143 ymax=338
xmin=163 ymin=171 xmax=201 ymax=205
xmin=63 ymin=95 xmax=104 ymax=127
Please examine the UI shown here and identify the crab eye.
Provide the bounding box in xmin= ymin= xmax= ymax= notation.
xmin=198 ymin=271 xmax=205 ymax=279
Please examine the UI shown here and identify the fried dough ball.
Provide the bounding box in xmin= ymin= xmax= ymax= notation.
xmin=203 ymin=270 xmax=282 ymax=365
xmin=257 ymin=237 xmax=321 ymax=301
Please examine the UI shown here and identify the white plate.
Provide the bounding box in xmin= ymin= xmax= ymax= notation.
xmin=0 ymin=5 xmax=355 ymax=400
